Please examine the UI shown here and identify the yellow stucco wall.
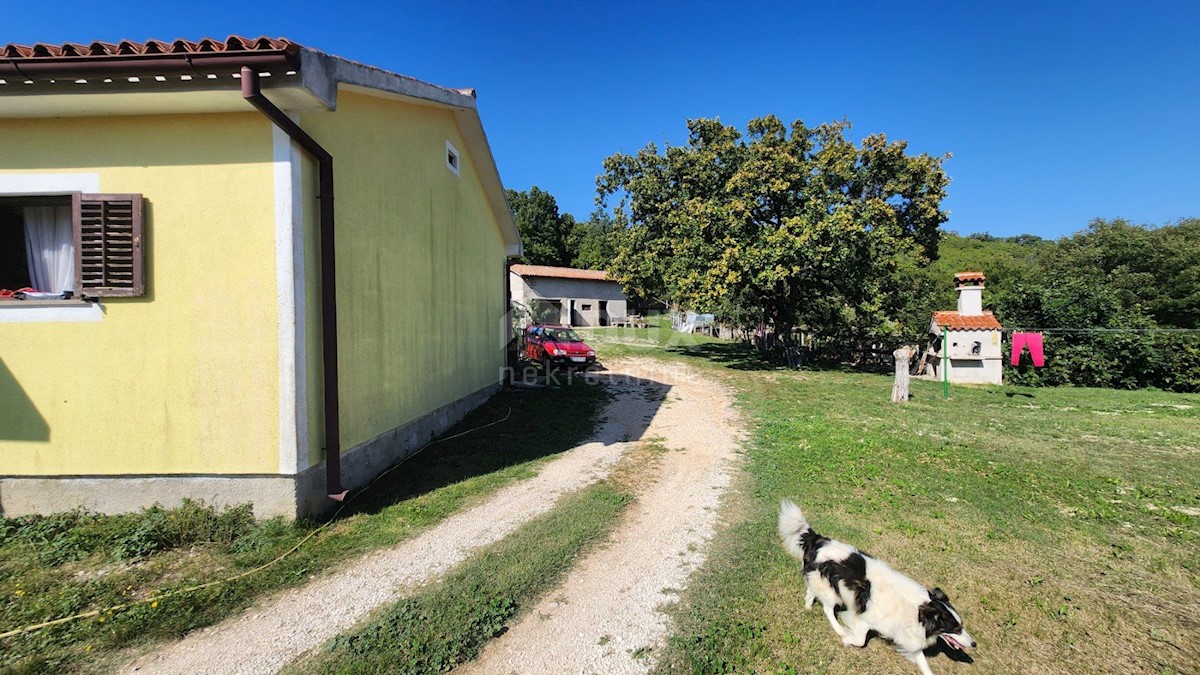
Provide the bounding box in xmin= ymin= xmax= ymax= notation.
xmin=0 ymin=113 xmax=280 ymax=475
xmin=300 ymin=91 xmax=507 ymax=465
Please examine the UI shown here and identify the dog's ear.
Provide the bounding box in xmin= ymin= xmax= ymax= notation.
xmin=918 ymin=601 xmax=940 ymax=635
xmin=930 ymin=587 xmax=948 ymax=602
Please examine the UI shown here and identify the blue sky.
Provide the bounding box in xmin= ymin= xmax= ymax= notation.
xmin=6 ymin=1 xmax=1197 ymax=238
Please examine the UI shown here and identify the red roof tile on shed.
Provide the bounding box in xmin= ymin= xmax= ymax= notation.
xmin=933 ymin=311 xmax=1003 ymax=331
xmin=510 ymin=264 xmax=610 ymax=281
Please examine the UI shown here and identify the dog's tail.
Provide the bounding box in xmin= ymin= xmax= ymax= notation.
xmin=778 ymin=498 xmax=811 ymax=561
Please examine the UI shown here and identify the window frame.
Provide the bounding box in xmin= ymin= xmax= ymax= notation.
xmin=0 ymin=191 xmax=82 ymax=306
xmin=0 ymin=190 xmax=145 ymax=303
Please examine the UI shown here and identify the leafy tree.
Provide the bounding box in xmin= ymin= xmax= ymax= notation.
xmin=991 ymin=277 xmax=1200 ymax=391
xmin=506 ymin=186 xmax=577 ymax=267
xmin=597 ymin=116 xmax=950 ymax=363
xmin=1048 ymin=218 xmax=1200 ymax=329
xmin=570 ymin=209 xmax=623 ymax=271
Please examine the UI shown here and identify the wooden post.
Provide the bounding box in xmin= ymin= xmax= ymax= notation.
xmin=892 ymin=347 xmax=912 ymax=403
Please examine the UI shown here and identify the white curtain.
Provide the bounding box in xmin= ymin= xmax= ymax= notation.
xmin=23 ymin=206 xmax=74 ymax=293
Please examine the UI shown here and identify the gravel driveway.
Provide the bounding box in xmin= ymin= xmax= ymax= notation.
xmin=460 ymin=358 xmax=741 ymax=674
xmin=120 ymin=358 xmax=739 ymax=674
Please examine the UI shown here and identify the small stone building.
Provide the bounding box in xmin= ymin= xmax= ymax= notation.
xmin=927 ymin=271 xmax=1004 ymax=385
xmin=509 ymin=264 xmax=627 ymax=327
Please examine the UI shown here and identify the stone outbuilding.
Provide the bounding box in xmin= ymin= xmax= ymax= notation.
xmin=927 ymin=271 xmax=1004 ymax=385
xmin=509 ymin=264 xmax=627 ymax=327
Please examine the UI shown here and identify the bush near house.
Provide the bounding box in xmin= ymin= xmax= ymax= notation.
xmin=954 ymin=219 xmax=1200 ymax=392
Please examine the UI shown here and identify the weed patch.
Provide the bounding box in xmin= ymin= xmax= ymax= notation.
xmin=0 ymin=500 xmax=257 ymax=566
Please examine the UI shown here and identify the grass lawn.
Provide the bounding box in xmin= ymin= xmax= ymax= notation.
xmin=582 ymin=326 xmax=1200 ymax=674
xmin=0 ymin=381 xmax=608 ymax=674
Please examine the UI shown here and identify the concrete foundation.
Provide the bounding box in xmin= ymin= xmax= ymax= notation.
xmin=0 ymin=382 xmax=500 ymax=519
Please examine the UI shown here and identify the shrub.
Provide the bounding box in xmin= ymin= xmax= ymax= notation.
xmin=0 ymin=500 xmax=260 ymax=564
xmin=996 ymin=279 xmax=1200 ymax=393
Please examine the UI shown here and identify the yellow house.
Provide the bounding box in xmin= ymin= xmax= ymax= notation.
xmin=0 ymin=36 xmax=522 ymax=517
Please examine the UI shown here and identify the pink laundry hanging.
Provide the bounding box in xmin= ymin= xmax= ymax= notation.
xmin=1011 ymin=332 xmax=1045 ymax=367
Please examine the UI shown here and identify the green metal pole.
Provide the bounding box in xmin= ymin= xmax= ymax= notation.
xmin=942 ymin=326 xmax=949 ymax=399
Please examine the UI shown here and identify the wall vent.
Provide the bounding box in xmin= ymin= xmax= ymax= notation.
xmin=446 ymin=140 xmax=460 ymax=176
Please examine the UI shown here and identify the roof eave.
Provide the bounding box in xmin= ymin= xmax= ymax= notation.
xmin=0 ymin=49 xmax=299 ymax=80
xmin=0 ymin=43 xmax=523 ymax=254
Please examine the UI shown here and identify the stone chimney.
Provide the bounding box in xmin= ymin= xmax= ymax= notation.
xmin=955 ymin=271 xmax=986 ymax=316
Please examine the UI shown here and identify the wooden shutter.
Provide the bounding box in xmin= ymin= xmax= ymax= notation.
xmin=73 ymin=193 xmax=144 ymax=297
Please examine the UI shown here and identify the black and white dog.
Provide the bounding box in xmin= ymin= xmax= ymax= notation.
xmin=778 ymin=499 xmax=974 ymax=675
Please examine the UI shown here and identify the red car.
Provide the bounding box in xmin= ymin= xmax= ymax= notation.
xmin=524 ymin=324 xmax=596 ymax=370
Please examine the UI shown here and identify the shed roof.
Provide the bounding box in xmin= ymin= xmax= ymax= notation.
xmin=931 ymin=311 xmax=1003 ymax=331
xmin=510 ymin=264 xmax=611 ymax=281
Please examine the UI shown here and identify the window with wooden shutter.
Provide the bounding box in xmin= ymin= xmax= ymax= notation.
xmin=73 ymin=193 xmax=144 ymax=297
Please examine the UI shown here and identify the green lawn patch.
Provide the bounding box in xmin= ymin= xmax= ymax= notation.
xmin=0 ymin=381 xmax=609 ymax=674
xmin=621 ymin=337 xmax=1199 ymax=674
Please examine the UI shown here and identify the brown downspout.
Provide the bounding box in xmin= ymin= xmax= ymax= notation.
xmin=504 ymin=259 xmax=515 ymax=379
xmin=241 ymin=66 xmax=346 ymax=502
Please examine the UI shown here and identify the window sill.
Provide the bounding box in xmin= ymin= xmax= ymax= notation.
xmin=0 ymin=298 xmax=88 ymax=306
xmin=0 ymin=300 xmax=102 ymax=323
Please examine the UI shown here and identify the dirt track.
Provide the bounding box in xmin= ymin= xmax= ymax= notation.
xmin=121 ymin=358 xmax=740 ymax=674
xmin=461 ymin=358 xmax=741 ymax=674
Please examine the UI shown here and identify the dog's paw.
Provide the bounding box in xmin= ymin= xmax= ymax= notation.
xmin=841 ymin=633 xmax=867 ymax=648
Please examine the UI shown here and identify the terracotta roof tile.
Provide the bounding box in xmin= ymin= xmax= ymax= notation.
xmin=510 ymin=264 xmax=610 ymax=281
xmin=1 ymin=35 xmax=297 ymax=59
xmin=954 ymin=271 xmax=987 ymax=283
xmin=932 ymin=311 xmax=1002 ymax=331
